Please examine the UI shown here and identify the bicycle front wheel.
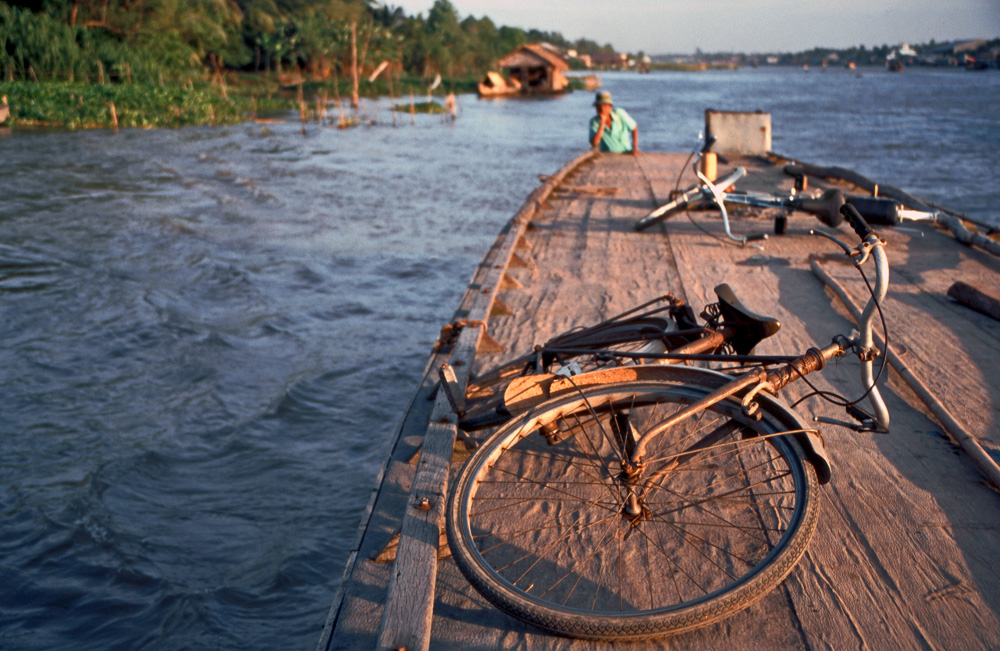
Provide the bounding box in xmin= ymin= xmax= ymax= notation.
xmin=447 ymin=377 xmax=819 ymax=640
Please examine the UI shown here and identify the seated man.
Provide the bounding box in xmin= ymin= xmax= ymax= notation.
xmin=589 ymin=91 xmax=639 ymax=154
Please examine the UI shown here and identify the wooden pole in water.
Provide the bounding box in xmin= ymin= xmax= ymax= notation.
xmin=296 ymin=82 xmax=307 ymax=134
xmin=318 ymin=90 xmax=328 ymax=123
xmin=109 ymin=101 xmax=118 ymax=130
xmin=332 ymin=67 xmax=343 ymax=127
xmin=409 ymin=87 xmax=415 ymax=126
xmin=388 ymin=69 xmax=397 ymax=127
xmin=350 ymin=21 xmax=359 ymax=111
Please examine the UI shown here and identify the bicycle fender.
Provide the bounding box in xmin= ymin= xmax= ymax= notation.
xmin=502 ymin=364 xmax=832 ymax=484
xmin=788 ymin=426 xmax=831 ymax=485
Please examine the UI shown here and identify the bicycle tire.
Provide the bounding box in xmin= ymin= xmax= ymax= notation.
xmin=447 ymin=373 xmax=819 ymax=640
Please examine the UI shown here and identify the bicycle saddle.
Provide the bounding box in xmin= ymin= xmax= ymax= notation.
xmin=713 ymin=284 xmax=782 ymax=355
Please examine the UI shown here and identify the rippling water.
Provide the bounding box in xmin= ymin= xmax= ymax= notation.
xmin=1 ymin=67 xmax=997 ymax=650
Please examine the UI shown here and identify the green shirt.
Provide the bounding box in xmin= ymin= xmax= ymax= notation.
xmin=589 ymin=107 xmax=637 ymax=153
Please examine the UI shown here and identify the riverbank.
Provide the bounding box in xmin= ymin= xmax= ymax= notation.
xmin=0 ymin=72 xmax=619 ymax=131
xmin=0 ymin=73 xmax=484 ymax=130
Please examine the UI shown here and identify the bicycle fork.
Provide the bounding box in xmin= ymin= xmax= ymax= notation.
xmin=618 ymin=339 xmax=852 ymax=515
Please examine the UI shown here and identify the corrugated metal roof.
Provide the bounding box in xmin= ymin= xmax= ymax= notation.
xmin=498 ymin=44 xmax=569 ymax=70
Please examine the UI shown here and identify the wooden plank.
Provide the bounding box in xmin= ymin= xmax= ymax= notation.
xmin=374 ymin=421 xmax=455 ymax=651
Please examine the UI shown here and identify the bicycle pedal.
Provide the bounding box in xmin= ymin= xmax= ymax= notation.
xmin=813 ymin=415 xmax=888 ymax=434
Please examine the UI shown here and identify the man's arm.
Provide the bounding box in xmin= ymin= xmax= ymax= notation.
xmin=590 ymin=118 xmax=607 ymax=149
xmin=631 ymin=126 xmax=639 ymax=155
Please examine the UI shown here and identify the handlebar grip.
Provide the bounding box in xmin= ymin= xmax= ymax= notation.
xmin=840 ymin=203 xmax=875 ymax=241
xmin=793 ymin=189 xmax=844 ymax=227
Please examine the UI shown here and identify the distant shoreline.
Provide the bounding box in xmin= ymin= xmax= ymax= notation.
xmin=2 ymin=64 xmax=990 ymax=131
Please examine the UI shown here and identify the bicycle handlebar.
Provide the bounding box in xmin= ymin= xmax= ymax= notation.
xmin=841 ymin=203 xmax=876 ymax=242
xmin=843 ymin=202 xmax=890 ymax=432
xmin=793 ymin=189 xmax=845 ymax=227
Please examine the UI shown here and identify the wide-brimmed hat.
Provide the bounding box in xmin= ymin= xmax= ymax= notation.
xmin=593 ymin=91 xmax=613 ymax=106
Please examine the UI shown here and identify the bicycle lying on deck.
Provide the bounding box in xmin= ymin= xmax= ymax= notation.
xmin=444 ymin=203 xmax=890 ymax=640
xmin=457 ymin=286 xmax=789 ymax=433
xmin=633 ymin=135 xmax=848 ymax=238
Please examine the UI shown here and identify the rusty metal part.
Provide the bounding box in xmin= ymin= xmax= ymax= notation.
xmin=631 ymin=369 xmax=769 ymax=463
xmin=434 ymin=319 xmax=487 ymax=351
xmin=666 ymin=327 xmax=731 ymax=356
xmin=764 ymin=346 xmax=830 ymax=393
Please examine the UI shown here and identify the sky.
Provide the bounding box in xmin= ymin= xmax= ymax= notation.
xmin=392 ymin=0 xmax=1000 ymax=54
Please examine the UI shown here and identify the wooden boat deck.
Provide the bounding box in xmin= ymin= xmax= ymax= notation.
xmin=320 ymin=151 xmax=1000 ymax=650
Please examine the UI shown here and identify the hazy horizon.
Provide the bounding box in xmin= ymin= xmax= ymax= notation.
xmin=394 ymin=0 xmax=1000 ymax=55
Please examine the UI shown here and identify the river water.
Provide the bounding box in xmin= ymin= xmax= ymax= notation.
xmin=1 ymin=67 xmax=997 ymax=650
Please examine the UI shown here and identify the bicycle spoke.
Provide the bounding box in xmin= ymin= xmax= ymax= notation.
xmin=540 ymin=516 xmax=622 ymax=603
xmin=513 ymin=436 xmax=612 ymax=487
xmin=477 ymin=463 xmax=614 ymax=514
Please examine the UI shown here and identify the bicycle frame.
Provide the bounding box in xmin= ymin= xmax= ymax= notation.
xmin=637 ymin=134 xmax=767 ymax=246
xmin=620 ymin=208 xmax=889 ymax=510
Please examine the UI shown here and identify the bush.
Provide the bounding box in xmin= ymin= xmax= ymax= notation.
xmin=0 ymin=80 xmax=268 ymax=128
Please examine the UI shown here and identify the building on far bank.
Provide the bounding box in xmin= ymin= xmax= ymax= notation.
xmin=479 ymin=44 xmax=570 ymax=96
xmin=589 ymin=51 xmax=629 ymax=69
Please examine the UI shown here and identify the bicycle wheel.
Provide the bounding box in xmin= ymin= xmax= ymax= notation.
xmin=447 ymin=374 xmax=819 ymax=640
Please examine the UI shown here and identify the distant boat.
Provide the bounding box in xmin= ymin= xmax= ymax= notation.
xmin=477 ymin=71 xmax=522 ymax=97
xmin=846 ymin=61 xmax=857 ymax=70
xmin=887 ymin=60 xmax=904 ymax=72
xmin=568 ymin=73 xmax=601 ymax=90
xmin=478 ymin=44 xmax=571 ymax=98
